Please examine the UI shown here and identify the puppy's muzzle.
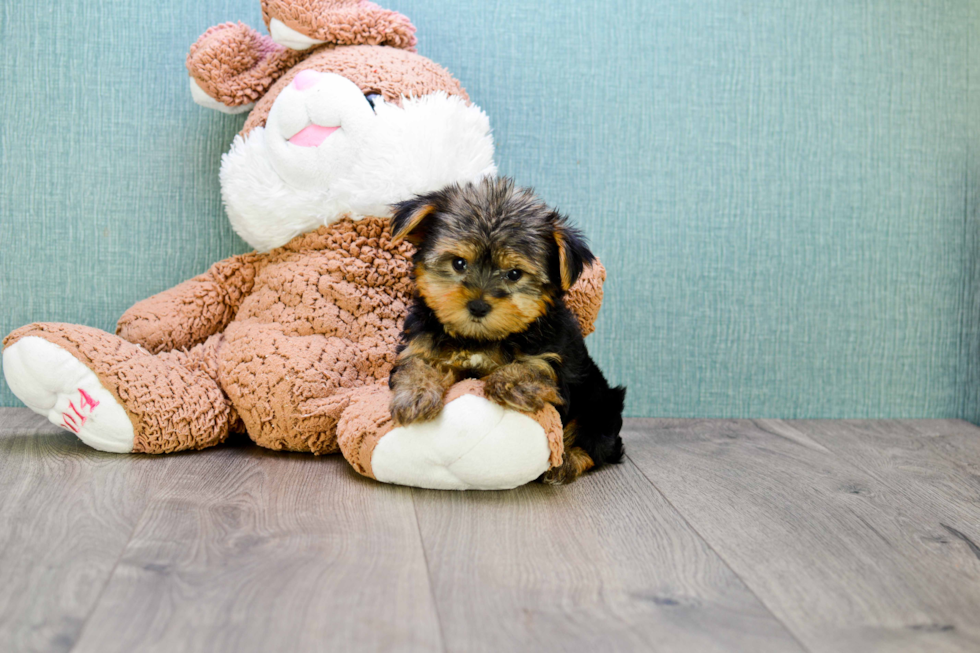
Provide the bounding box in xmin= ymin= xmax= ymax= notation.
xmin=467 ymin=299 xmax=492 ymax=318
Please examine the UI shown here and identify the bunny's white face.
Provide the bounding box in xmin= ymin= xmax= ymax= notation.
xmin=264 ymin=71 xmax=376 ymax=188
xmin=219 ymin=71 xmax=497 ymax=252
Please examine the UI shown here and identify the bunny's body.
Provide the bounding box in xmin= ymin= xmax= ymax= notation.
xmin=3 ymin=0 xmax=607 ymax=490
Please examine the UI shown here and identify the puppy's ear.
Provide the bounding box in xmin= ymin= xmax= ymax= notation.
xmin=551 ymin=214 xmax=595 ymax=291
xmin=390 ymin=194 xmax=439 ymax=245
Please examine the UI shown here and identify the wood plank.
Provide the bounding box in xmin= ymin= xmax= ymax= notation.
xmin=787 ymin=420 xmax=980 ymax=544
xmin=625 ymin=419 xmax=980 ymax=653
xmin=8 ymin=409 xmax=977 ymax=652
xmin=412 ymin=455 xmax=805 ymax=653
xmin=899 ymin=419 xmax=980 ymax=472
xmin=0 ymin=408 xmax=168 ymax=653
xmin=70 ymin=437 xmax=443 ymax=653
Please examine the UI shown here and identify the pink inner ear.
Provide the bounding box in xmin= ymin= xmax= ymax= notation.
xmin=289 ymin=124 xmax=340 ymax=147
xmin=293 ymin=69 xmax=320 ymax=91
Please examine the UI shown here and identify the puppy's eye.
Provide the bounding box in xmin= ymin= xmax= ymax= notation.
xmin=365 ymin=93 xmax=382 ymax=111
xmin=452 ymin=257 xmax=468 ymax=272
xmin=506 ymin=269 xmax=523 ymax=282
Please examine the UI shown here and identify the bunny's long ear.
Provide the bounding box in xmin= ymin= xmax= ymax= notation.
xmin=550 ymin=214 xmax=596 ymax=291
xmin=187 ymin=22 xmax=307 ymax=114
xmin=262 ymin=0 xmax=418 ymax=52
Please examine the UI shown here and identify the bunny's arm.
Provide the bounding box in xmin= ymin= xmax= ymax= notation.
xmin=565 ymin=258 xmax=606 ymax=337
xmin=116 ymin=253 xmax=261 ymax=354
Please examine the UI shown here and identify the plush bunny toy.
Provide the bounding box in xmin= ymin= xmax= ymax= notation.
xmin=2 ymin=0 xmax=606 ymax=490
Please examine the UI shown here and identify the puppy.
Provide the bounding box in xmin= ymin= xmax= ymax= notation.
xmin=387 ymin=177 xmax=626 ymax=484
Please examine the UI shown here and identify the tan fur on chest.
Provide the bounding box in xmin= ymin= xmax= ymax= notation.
xmin=403 ymin=335 xmax=509 ymax=378
xmin=443 ymin=349 xmax=505 ymax=376
xmin=398 ymin=334 xmax=560 ymax=383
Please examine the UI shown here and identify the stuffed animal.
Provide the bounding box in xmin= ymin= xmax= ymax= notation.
xmin=1 ymin=0 xmax=606 ymax=490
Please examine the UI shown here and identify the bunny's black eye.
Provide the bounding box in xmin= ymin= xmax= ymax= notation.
xmin=452 ymin=257 xmax=468 ymax=272
xmin=365 ymin=93 xmax=382 ymax=111
xmin=506 ymin=269 xmax=523 ymax=282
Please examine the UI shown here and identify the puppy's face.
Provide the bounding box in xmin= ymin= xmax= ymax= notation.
xmin=391 ymin=178 xmax=594 ymax=340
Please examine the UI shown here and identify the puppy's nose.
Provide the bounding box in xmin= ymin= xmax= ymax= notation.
xmin=467 ymin=299 xmax=492 ymax=318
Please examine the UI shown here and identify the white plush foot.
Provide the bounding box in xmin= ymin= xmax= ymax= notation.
xmin=269 ymin=18 xmax=327 ymax=51
xmin=370 ymin=394 xmax=552 ymax=490
xmin=3 ymin=337 xmax=135 ymax=453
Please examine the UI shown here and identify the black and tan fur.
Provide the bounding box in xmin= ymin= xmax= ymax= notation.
xmin=388 ymin=177 xmax=626 ymax=484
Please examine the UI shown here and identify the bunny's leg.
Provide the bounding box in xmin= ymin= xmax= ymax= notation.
xmin=337 ymin=380 xmax=564 ymax=490
xmin=217 ymin=322 xmax=397 ymax=455
xmin=3 ymin=324 xmax=236 ymax=453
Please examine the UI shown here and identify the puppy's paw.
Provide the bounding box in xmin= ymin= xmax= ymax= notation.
xmin=484 ymin=376 xmax=560 ymax=414
xmin=390 ymin=386 xmax=445 ymax=425
xmin=540 ymin=447 xmax=595 ymax=485
xmin=541 ymin=466 xmax=572 ymax=485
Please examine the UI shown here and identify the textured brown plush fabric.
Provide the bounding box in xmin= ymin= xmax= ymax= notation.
xmin=239 ymin=45 xmax=468 ymax=135
xmin=336 ymin=381 xmax=394 ymax=478
xmin=3 ymin=324 xmax=236 ymax=454
xmin=6 ymin=5 xmax=609 ymax=482
xmin=199 ymin=217 xmax=413 ymax=453
xmin=186 ymin=0 xmax=417 ymax=110
xmin=187 ymin=32 xmax=468 ymax=133
xmin=116 ymin=252 xmax=261 ymax=354
xmin=186 ymin=0 xmax=457 ymax=130
xmin=566 ymin=260 xmax=605 ymax=338
xmin=5 ymin=217 xmax=604 ymax=456
xmin=262 ymin=0 xmax=417 ymax=51
xmin=187 ymin=22 xmax=307 ymax=108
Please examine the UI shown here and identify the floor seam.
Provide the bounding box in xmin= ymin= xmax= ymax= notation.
xmin=624 ymin=445 xmax=815 ymax=653
xmin=410 ymin=488 xmax=450 ymax=653
xmin=67 ymin=459 xmax=165 ymax=653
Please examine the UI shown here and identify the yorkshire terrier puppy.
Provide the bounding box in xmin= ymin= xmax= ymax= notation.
xmin=388 ymin=177 xmax=626 ymax=484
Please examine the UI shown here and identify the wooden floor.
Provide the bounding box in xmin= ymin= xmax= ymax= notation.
xmin=1 ymin=409 xmax=979 ymax=652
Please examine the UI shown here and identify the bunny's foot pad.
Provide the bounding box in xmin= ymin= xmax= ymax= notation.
xmin=338 ymin=380 xmax=563 ymax=491
xmin=3 ymin=336 xmax=135 ymax=453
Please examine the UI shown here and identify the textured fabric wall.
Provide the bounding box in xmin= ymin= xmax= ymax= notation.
xmin=2 ymin=1 xmax=978 ymax=418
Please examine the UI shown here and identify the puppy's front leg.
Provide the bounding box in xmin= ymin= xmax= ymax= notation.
xmin=390 ymin=356 xmax=454 ymax=425
xmin=484 ymin=354 xmax=561 ymax=413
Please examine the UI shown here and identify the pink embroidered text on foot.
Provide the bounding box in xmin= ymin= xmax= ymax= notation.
xmin=61 ymin=388 xmax=100 ymax=433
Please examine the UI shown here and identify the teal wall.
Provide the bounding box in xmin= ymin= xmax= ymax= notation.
xmin=2 ymin=1 xmax=979 ymax=418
